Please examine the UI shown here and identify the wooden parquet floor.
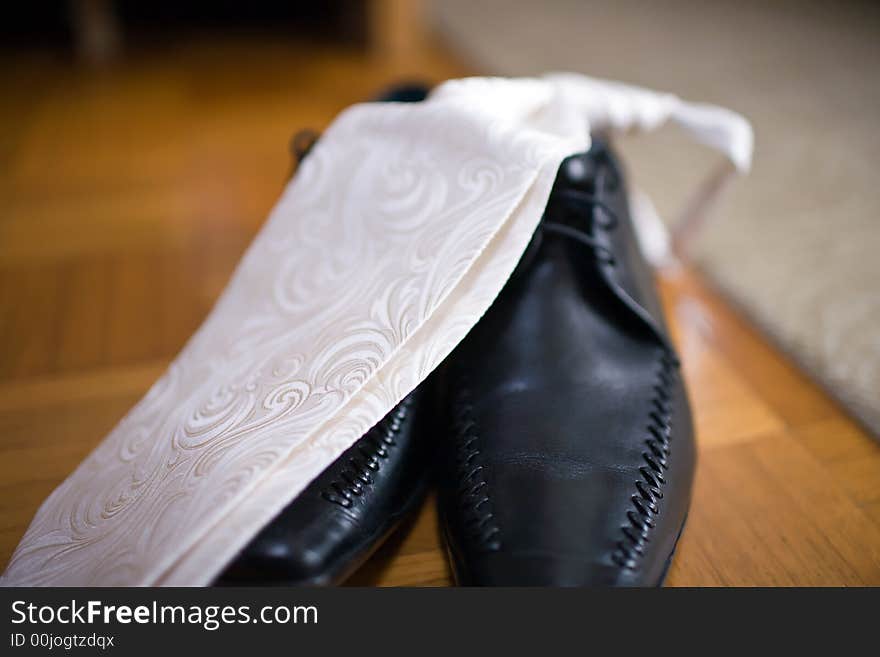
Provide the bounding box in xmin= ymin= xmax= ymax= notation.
xmin=1 ymin=35 xmax=878 ymax=586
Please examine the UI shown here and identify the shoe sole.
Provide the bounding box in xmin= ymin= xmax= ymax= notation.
xmin=657 ymin=510 xmax=689 ymax=587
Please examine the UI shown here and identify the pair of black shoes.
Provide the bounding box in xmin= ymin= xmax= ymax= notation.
xmin=217 ymin=90 xmax=696 ymax=587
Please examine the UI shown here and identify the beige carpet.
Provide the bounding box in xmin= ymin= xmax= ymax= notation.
xmin=429 ymin=0 xmax=880 ymax=437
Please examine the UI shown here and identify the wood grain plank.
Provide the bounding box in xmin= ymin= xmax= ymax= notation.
xmin=662 ymin=269 xmax=842 ymax=428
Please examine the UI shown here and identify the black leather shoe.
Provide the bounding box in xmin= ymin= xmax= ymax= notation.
xmin=217 ymin=385 xmax=435 ymax=585
xmin=438 ymin=137 xmax=696 ymax=586
xmin=216 ymin=83 xmax=433 ymax=586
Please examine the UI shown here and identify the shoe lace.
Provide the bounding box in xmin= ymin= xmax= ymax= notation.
xmin=541 ymin=166 xmax=620 ymax=265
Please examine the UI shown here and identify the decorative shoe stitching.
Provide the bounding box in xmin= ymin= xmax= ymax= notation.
xmin=451 ymin=382 xmax=501 ymax=551
xmin=320 ymin=395 xmax=413 ymax=508
xmin=611 ymin=349 xmax=677 ymax=570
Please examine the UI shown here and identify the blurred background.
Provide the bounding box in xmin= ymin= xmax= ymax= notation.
xmin=1 ymin=1 xmax=879 ymax=585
